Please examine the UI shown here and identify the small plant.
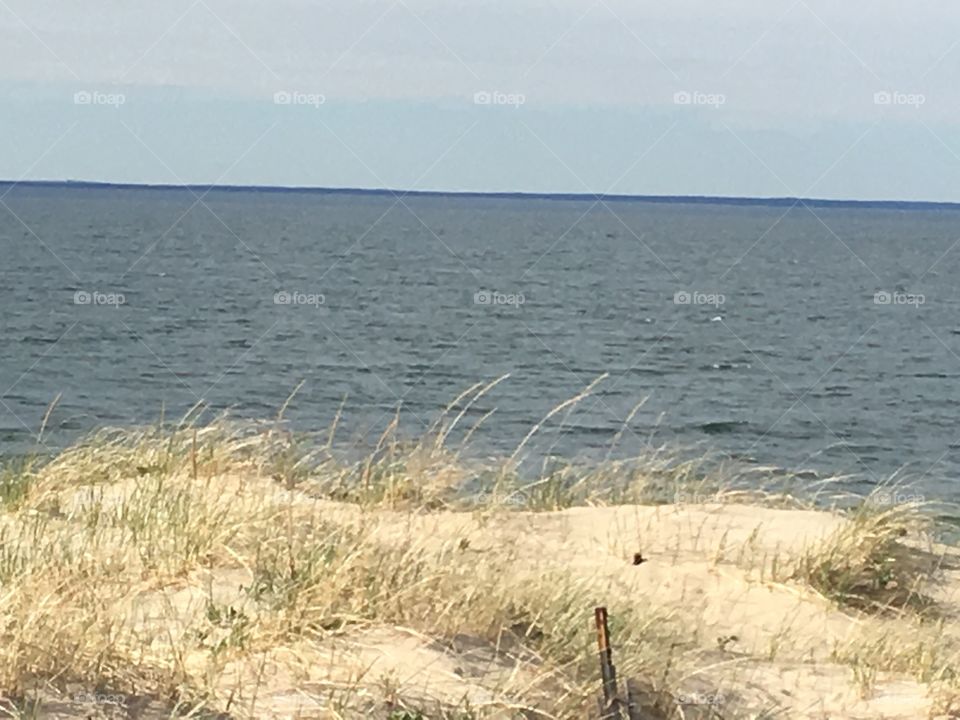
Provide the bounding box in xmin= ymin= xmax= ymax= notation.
xmin=197 ymin=601 xmax=252 ymax=657
xmin=387 ymin=711 xmax=424 ymax=720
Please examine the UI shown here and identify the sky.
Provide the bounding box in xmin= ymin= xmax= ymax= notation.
xmin=2 ymin=1 xmax=960 ymax=201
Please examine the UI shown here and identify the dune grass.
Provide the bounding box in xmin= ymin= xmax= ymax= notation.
xmin=0 ymin=381 xmax=957 ymax=718
xmin=789 ymin=488 xmax=940 ymax=612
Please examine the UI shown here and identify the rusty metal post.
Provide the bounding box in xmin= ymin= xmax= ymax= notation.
xmin=594 ymin=606 xmax=622 ymax=719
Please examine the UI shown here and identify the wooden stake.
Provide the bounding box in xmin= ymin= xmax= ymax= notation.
xmin=595 ymin=606 xmax=622 ymax=719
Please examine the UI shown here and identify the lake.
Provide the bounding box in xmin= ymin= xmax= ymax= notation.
xmin=3 ymin=184 xmax=960 ymax=500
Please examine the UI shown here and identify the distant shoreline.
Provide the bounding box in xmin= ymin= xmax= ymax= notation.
xmin=4 ymin=179 xmax=960 ymax=211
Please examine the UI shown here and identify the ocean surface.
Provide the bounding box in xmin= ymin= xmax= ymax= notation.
xmin=3 ymin=184 xmax=960 ymax=500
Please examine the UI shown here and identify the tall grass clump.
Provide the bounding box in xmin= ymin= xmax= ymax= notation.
xmin=0 ymin=458 xmax=37 ymax=510
xmin=791 ymin=483 xmax=943 ymax=612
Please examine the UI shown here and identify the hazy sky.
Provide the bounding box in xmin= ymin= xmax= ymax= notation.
xmin=3 ymin=1 xmax=960 ymax=200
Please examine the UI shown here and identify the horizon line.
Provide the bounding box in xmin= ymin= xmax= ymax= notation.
xmin=3 ymin=179 xmax=960 ymax=211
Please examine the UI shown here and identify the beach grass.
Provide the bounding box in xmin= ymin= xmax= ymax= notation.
xmin=0 ymin=382 xmax=958 ymax=718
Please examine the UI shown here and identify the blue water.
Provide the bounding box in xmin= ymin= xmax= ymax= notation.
xmin=3 ymin=184 xmax=960 ymax=499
